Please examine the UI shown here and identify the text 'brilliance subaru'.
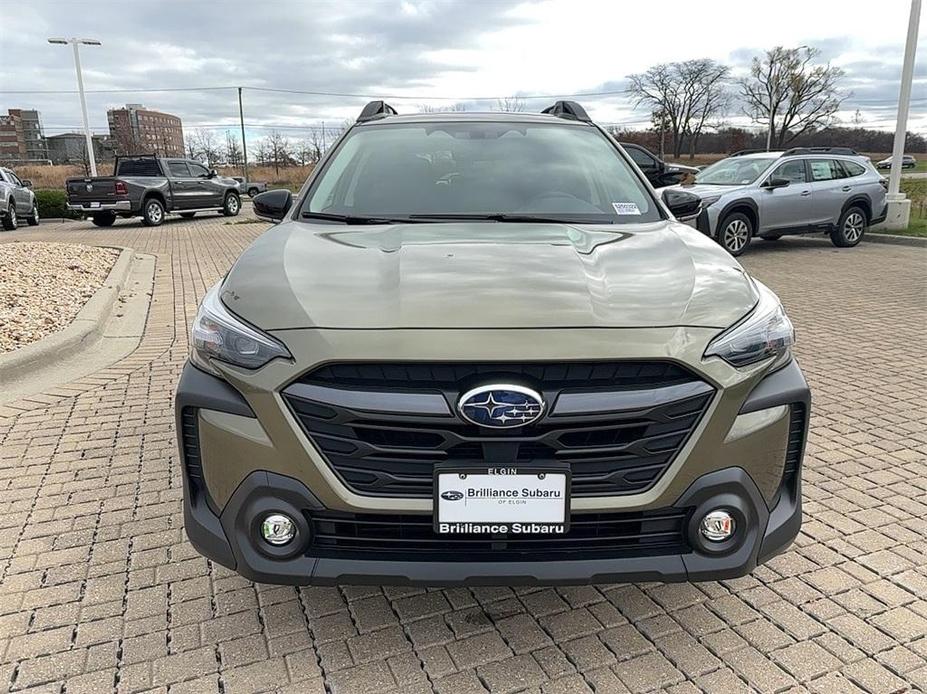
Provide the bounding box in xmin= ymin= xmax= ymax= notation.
xmin=175 ymin=101 xmax=810 ymax=586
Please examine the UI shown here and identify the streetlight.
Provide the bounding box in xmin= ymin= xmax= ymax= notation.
xmin=882 ymin=0 xmax=921 ymax=230
xmin=48 ymin=37 xmax=102 ymax=176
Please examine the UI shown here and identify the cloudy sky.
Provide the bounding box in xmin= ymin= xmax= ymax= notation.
xmin=1 ymin=0 xmax=924 ymax=147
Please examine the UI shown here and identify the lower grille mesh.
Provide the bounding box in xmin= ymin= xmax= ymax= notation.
xmin=307 ymin=508 xmax=691 ymax=561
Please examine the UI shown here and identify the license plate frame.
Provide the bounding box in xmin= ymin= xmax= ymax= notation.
xmin=433 ymin=462 xmax=571 ymax=535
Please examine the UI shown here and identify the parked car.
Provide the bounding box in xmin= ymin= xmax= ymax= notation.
xmin=66 ymin=155 xmax=241 ymax=227
xmin=667 ymin=147 xmax=887 ymax=256
xmin=0 ymin=167 xmax=39 ymax=230
xmin=876 ymin=154 xmax=917 ymax=170
xmin=175 ymin=100 xmax=809 ymax=586
xmin=620 ymin=142 xmax=700 ymax=188
xmin=232 ymin=177 xmax=268 ymax=197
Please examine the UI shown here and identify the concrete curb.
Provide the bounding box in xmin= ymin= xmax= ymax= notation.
xmin=865 ymin=233 xmax=927 ymax=248
xmin=0 ymin=246 xmax=135 ymax=379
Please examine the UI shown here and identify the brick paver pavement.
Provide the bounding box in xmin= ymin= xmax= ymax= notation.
xmin=1 ymin=212 xmax=925 ymax=694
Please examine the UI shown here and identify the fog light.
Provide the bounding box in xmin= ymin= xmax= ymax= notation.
xmin=260 ymin=513 xmax=296 ymax=546
xmin=699 ymin=509 xmax=735 ymax=542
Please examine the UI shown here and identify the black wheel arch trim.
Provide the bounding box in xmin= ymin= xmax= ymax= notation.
xmin=739 ymin=359 xmax=811 ymax=415
xmin=840 ymin=195 xmax=873 ymax=221
xmin=717 ymin=198 xmax=759 ymax=232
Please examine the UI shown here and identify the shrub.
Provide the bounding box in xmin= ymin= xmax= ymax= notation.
xmin=34 ymin=189 xmax=81 ymax=220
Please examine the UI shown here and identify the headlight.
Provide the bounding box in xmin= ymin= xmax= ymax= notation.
xmin=700 ymin=195 xmax=722 ymax=207
xmin=704 ymin=281 xmax=794 ymax=367
xmin=190 ymin=283 xmax=291 ymax=375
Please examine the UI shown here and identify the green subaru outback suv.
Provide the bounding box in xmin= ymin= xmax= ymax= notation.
xmin=175 ymin=101 xmax=810 ymax=586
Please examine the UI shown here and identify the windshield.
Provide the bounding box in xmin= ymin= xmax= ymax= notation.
xmin=301 ymin=122 xmax=662 ymax=224
xmin=696 ymin=156 xmax=778 ymax=185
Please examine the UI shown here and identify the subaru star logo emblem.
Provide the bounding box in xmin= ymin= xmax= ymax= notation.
xmin=440 ymin=490 xmax=464 ymax=501
xmin=457 ymin=384 xmax=545 ymax=429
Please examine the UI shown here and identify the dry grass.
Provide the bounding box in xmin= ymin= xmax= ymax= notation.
xmin=15 ymin=164 xmax=85 ymax=190
xmin=217 ymin=165 xmax=315 ymax=192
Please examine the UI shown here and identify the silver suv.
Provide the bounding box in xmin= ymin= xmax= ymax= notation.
xmin=0 ymin=167 xmax=39 ymax=230
xmin=670 ymin=148 xmax=887 ymax=256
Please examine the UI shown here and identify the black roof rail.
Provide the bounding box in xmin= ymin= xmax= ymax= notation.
xmin=357 ymin=100 xmax=398 ymax=123
xmin=782 ymin=146 xmax=859 ymax=156
xmin=541 ymin=100 xmax=591 ymax=122
xmin=729 ymin=149 xmax=766 ymax=157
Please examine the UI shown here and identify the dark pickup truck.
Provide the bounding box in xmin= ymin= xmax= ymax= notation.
xmin=66 ymin=155 xmax=241 ymax=227
xmin=620 ymin=143 xmax=700 ymax=188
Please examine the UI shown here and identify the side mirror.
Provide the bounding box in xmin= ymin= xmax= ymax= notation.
xmin=208 ymin=169 xmax=218 ymax=178
xmin=253 ymin=189 xmax=292 ymax=222
xmin=661 ymin=189 xmax=701 ymax=219
xmin=22 ymin=179 xmax=33 ymax=188
xmin=763 ymin=177 xmax=790 ymax=189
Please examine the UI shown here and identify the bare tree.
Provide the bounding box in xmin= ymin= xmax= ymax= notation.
xmin=266 ymin=130 xmax=292 ymax=175
xmin=225 ymin=130 xmax=242 ymax=166
xmin=739 ymin=46 xmax=846 ymax=149
xmin=255 ymin=138 xmax=271 ymax=167
xmin=627 ymin=59 xmax=730 ymax=159
xmin=185 ymin=128 xmax=222 ymax=165
xmin=494 ymin=96 xmax=526 ymax=112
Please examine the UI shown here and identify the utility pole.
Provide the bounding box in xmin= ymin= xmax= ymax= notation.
xmin=883 ymin=0 xmax=921 ymax=229
xmin=238 ymin=87 xmax=249 ymax=183
xmin=48 ymin=37 xmax=101 ymax=176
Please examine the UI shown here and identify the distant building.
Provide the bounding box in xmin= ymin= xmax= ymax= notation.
xmin=0 ymin=109 xmax=48 ymax=163
xmin=107 ymin=104 xmax=184 ymax=156
xmin=46 ymin=133 xmax=116 ymax=165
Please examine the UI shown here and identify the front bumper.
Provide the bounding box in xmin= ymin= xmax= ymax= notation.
xmin=67 ymin=200 xmax=132 ymax=212
xmin=175 ymin=356 xmax=810 ymax=586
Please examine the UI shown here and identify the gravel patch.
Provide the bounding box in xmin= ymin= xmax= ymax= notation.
xmin=0 ymin=242 xmax=119 ymax=353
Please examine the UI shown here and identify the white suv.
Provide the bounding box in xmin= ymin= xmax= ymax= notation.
xmin=669 ymin=148 xmax=887 ymax=256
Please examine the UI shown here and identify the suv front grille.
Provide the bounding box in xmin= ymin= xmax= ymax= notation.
xmin=283 ymin=361 xmax=714 ymax=498
xmin=307 ymin=508 xmax=691 ymax=561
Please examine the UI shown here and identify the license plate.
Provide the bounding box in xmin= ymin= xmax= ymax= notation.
xmin=434 ymin=465 xmax=570 ymax=534
xmin=89 ymin=202 xmax=101 ymax=208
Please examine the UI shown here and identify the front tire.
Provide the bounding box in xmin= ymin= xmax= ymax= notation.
xmin=831 ymin=206 xmax=867 ymax=248
xmin=142 ymin=198 xmax=165 ymax=227
xmin=718 ymin=212 xmax=752 ymax=256
xmin=222 ymin=192 xmax=241 ymax=216
xmin=27 ymin=202 xmax=40 ymax=226
xmin=91 ymin=211 xmax=117 ymax=227
xmin=2 ymin=203 xmax=17 ymax=231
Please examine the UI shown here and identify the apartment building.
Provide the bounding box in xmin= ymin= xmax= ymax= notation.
xmin=0 ymin=109 xmax=48 ymax=163
xmin=107 ymin=104 xmax=184 ymax=156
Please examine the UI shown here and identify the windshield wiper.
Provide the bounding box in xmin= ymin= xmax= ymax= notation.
xmin=300 ymin=211 xmax=416 ymax=224
xmin=408 ymin=213 xmax=608 ymax=224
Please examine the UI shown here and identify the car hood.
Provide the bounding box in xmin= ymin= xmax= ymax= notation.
xmin=220 ymin=220 xmax=758 ymax=330
xmin=669 ymin=182 xmax=747 ymax=198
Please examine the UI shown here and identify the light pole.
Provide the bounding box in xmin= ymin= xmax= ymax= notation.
xmin=48 ymin=37 xmax=102 ymax=176
xmin=882 ymin=0 xmax=922 ymax=230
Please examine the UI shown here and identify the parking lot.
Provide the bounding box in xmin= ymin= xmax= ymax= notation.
xmin=1 ymin=212 xmax=925 ymax=693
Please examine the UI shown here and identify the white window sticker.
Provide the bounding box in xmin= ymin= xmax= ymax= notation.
xmin=612 ymin=202 xmax=641 ymax=216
